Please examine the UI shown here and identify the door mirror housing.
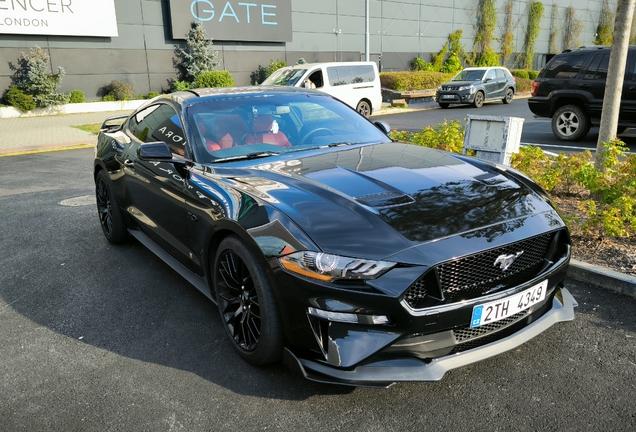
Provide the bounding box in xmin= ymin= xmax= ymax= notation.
xmin=138 ymin=142 xmax=172 ymax=159
xmin=374 ymin=121 xmax=391 ymax=136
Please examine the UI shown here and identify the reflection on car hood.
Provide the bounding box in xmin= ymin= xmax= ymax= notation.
xmin=216 ymin=143 xmax=556 ymax=260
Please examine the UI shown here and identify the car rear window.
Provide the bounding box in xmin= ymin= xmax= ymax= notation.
xmin=542 ymin=53 xmax=588 ymax=79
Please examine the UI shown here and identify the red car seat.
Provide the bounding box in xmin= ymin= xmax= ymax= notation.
xmin=246 ymin=115 xmax=291 ymax=148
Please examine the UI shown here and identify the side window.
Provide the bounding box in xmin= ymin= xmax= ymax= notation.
xmin=350 ymin=65 xmax=376 ymax=83
xmin=128 ymin=104 xmax=186 ymax=156
xmin=485 ymin=69 xmax=497 ymax=80
xmin=495 ymin=69 xmax=506 ymax=78
xmin=582 ymin=54 xmax=609 ymax=80
xmin=327 ymin=66 xmax=352 ymax=86
xmin=543 ymin=54 xmax=588 ymax=79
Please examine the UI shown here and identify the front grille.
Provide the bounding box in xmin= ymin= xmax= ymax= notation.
xmin=403 ymin=232 xmax=557 ymax=308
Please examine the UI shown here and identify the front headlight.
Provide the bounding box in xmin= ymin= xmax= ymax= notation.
xmin=279 ymin=251 xmax=395 ymax=282
xmin=457 ymin=85 xmax=471 ymax=91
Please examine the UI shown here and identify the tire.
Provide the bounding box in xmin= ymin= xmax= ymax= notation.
xmin=502 ymin=88 xmax=514 ymax=104
xmin=95 ymin=170 xmax=128 ymax=244
xmin=552 ymin=104 xmax=590 ymax=141
xmin=472 ymin=91 xmax=485 ymax=108
xmin=213 ymin=236 xmax=283 ymax=365
xmin=438 ymin=103 xmax=450 ymax=109
xmin=356 ymin=100 xmax=371 ymax=118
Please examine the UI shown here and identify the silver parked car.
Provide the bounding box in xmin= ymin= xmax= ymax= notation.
xmin=435 ymin=67 xmax=517 ymax=109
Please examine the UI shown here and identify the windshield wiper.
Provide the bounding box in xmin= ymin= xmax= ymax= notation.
xmin=328 ymin=141 xmax=361 ymax=147
xmin=213 ymin=151 xmax=279 ymax=163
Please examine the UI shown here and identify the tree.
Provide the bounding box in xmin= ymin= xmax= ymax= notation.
xmin=175 ymin=21 xmax=220 ymax=81
xmin=596 ymin=0 xmax=636 ymax=170
xmin=13 ymin=45 xmax=69 ymax=107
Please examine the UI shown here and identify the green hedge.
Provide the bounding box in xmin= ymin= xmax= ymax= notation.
xmin=194 ymin=70 xmax=235 ymax=88
xmin=380 ymin=71 xmax=454 ymax=91
xmin=4 ymin=86 xmax=36 ymax=111
xmin=511 ymin=69 xmax=539 ymax=80
xmin=516 ymin=77 xmax=533 ymax=92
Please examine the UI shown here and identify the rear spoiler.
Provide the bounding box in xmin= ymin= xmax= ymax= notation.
xmin=100 ymin=115 xmax=129 ymax=133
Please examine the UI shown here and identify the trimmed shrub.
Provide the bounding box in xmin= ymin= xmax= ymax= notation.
xmin=171 ymin=80 xmax=192 ymax=92
xmin=510 ymin=69 xmax=530 ymax=79
xmin=69 ymin=89 xmax=85 ymax=103
xmin=528 ymin=70 xmax=540 ymax=80
xmin=194 ymin=70 xmax=235 ymax=88
xmin=391 ymin=119 xmax=465 ymax=154
xmin=101 ymin=95 xmax=117 ymax=102
xmin=380 ymin=71 xmax=454 ymax=92
xmin=103 ymin=80 xmax=135 ymax=101
xmin=4 ymin=86 xmax=36 ymax=111
xmin=146 ymin=91 xmax=160 ymax=99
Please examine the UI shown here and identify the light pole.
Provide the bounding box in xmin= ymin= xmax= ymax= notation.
xmin=365 ymin=0 xmax=370 ymax=61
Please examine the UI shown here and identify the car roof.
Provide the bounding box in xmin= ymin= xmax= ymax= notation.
xmin=460 ymin=67 xmax=507 ymax=71
xmin=281 ymin=61 xmax=377 ymax=70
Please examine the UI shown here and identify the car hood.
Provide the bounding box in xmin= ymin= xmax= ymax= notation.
xmin=445 ymin=80 xmax=480 ymax=86
xmin=217 ymin=143 xmax=556 ymax=260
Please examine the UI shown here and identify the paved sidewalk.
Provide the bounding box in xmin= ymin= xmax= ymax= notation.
xmin=0 ymin=110 xmax=132 ymax=155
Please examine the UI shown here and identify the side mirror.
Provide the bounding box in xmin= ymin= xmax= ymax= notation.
xmin=485 ymin=77 xmax=493 ymax=82
xmin=138 ymin=142 xmax=173 ymax=159
xmin=374 ymin=121 xmax=391 ymax=135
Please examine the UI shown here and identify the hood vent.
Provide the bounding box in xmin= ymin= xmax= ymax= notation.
xmin=354 ymin=191 xmax=414 ymax=208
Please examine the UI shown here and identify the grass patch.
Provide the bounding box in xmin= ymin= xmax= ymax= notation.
xmin=73 ymin=123 xmax=101 ymax=134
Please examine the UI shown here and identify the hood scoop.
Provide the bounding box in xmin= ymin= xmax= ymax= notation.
xmin=354 ymin=191 xmax=414 ymax=208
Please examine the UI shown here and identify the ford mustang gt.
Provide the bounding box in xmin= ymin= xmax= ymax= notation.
xmin=93 ymin=86 xmax=576 ymax=387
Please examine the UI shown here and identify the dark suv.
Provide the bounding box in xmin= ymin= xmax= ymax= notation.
xmin=528 ymin=46 xmax=636 ymax=141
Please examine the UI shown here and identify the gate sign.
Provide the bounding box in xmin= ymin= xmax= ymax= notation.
xmin=0 ymin=0 xmax=118 ymax=37
xmin=169 ymin=0 xmax=292 ymax=42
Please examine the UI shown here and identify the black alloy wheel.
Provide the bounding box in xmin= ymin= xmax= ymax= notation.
xmin=214 ymin=236 xmax=283 ymax=365
xmin=472 ymin=91 xmax=485 ymax=108
xmin=356 ymin=100 xmax=371 ymax=118
xmin=95 ymin=170 xmax=128 ymax=244
xmin=502 ymin=88 xmax=514 ymax=104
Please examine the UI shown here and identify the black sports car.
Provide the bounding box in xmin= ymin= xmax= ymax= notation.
xmin=93 ymin=86 xmax=576 ymax=387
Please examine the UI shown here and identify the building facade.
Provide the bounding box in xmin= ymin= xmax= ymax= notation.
xmin=0 ymin=0 xmax=615 ymax=99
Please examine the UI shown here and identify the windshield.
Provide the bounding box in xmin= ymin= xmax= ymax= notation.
xmin=262 ymin=68 xmax=307 ymax=86
xmin=452 ymin=69 xmax=485 ymax=81
xmin=186 ymin=93 xmax=391 ymax=164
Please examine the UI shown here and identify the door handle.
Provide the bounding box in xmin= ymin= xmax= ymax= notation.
xmin=578 ymin=83 xmax=591 ymax=88
xmin=629 ymin=86 xmax=636 ymax=90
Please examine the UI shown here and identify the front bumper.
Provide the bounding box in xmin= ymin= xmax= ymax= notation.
xmin=436 ymin=90 xmax=474 ymax=104
xmin=284 ymin=288 xmax=577 ymax=388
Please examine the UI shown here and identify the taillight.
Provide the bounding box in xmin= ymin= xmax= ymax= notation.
xmin=531 ymin=81 xmax=540 ymax=97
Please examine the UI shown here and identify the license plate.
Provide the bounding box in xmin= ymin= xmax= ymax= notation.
xmin=470 ymin=280 xmax=548 ymax=328
xmin=441 ymin=95 xmax=454 ymax=99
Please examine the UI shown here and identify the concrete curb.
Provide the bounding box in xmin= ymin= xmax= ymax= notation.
xmin=567 ymin=259 xmax=636 ymax=299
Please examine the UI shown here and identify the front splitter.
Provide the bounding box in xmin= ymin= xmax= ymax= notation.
xmin=284 ymin=288 xmax=577 ymax=388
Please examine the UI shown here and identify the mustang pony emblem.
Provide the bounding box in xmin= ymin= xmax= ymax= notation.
xmin=494 ymin=251 xmax=524 ymax=271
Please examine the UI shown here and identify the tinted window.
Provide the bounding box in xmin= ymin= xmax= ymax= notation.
xmin=129 ymin=104 xmax=186 ymax=156
xmin=327 ymin=66 xmax=353 ymax=86
xmin=543 ymin=54 xmax=587 ymax=79
xmin=485 ymin=69 xmax=497 ymax=80
xmin=495 ymin=69 xmax=506 ymax=78
xmin=582 ymin=53 xmax=609 ymax=80
xmin=326 ymin=65 xmax=376 ymax=86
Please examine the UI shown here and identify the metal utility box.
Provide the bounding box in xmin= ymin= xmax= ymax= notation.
xmin=463 ymin=115 xmax=525 ymax=165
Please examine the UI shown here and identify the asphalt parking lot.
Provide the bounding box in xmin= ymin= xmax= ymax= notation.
xmin=1 ymin=148 xmax=635 ymax=431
